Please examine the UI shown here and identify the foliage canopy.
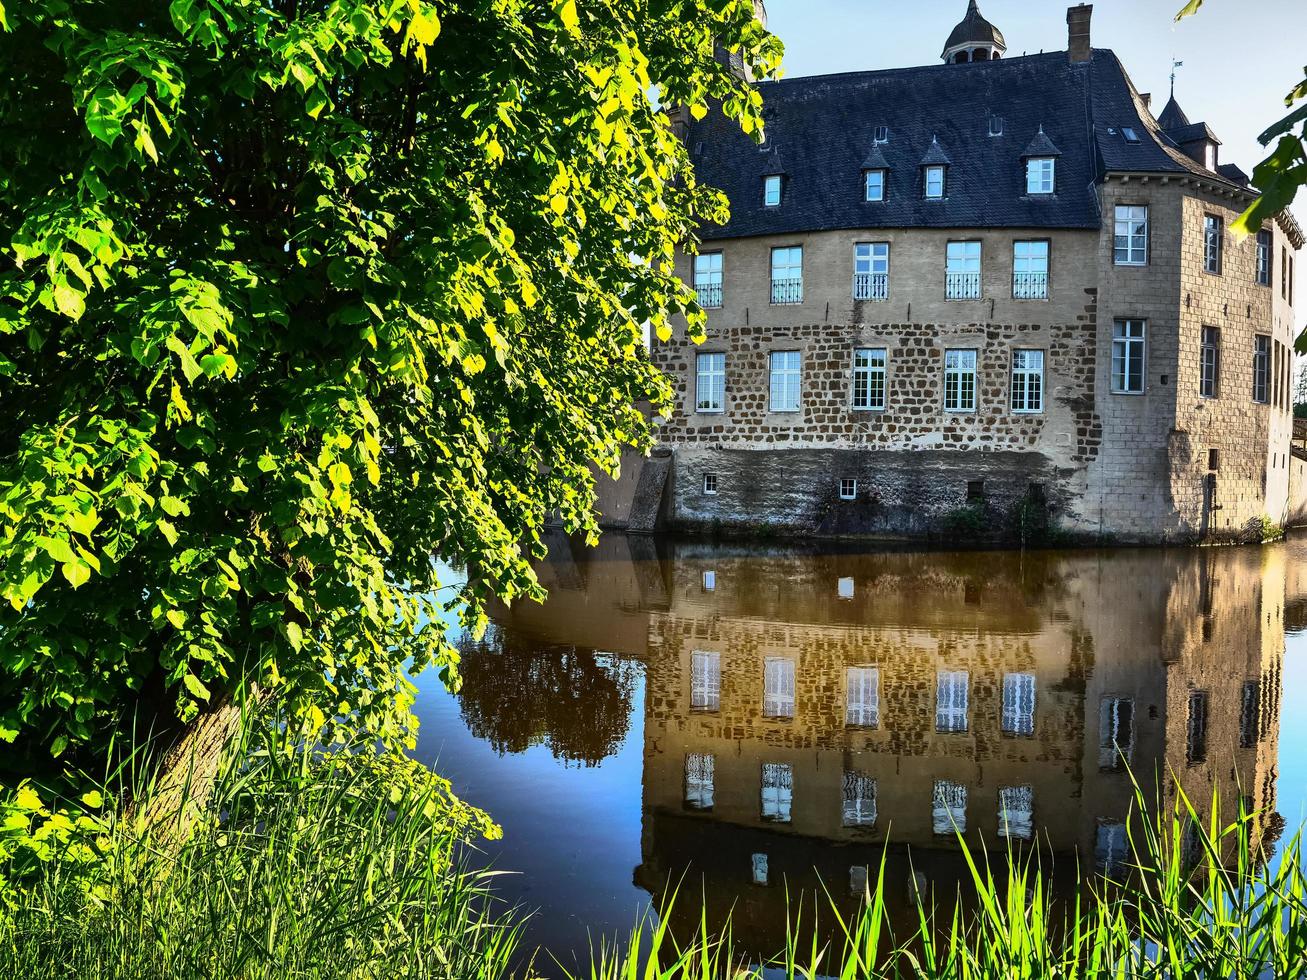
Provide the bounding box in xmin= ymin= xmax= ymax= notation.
xmin=0 ymin=0 xmax=780 ymax=761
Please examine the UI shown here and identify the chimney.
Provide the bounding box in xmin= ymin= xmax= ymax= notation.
xmin=1139 ymin=92 xmax=1152 ymax=111
xmin=1067 ymin=4 xmax=1092 ymax=64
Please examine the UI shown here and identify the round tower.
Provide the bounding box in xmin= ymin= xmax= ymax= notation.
xmin=941 ymin=0 xmax=1006 ymax=64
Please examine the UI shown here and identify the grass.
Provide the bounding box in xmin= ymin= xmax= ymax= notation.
xmin=4 ymin=720 xmax=1306 ymax=978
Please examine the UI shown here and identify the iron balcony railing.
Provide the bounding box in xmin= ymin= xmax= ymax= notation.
xmin=852 ymin=272 xmax=889 ymax=301
xmin=945 ymin=271 xmax=982 ymax=301
xmin=695 ymin=282 xmax=722 ymax=308
xmin=1013 ymin=271 xmax=1049 ymax=300
xmin=770 ymin=277 xmax=804 ymax=305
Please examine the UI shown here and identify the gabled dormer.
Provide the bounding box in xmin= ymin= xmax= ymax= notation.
xmin=920 ymin=138 xmax=951 ymax=199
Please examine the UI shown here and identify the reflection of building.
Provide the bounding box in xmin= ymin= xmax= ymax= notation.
xmin=494 ymin=532 xmax=1286 ymax=952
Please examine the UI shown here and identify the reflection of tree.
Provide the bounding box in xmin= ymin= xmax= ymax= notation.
xmin=456 ymin=626 xmax=638 ymax=767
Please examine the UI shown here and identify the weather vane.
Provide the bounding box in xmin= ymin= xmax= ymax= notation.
xmin=1170 ymin=58 xmax=1184 ymax=98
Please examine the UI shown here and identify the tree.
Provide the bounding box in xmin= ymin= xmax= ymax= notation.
xmin=0 ymin=0 xmax=781 ymax=765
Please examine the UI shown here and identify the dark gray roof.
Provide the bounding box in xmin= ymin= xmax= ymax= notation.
xmin=1021 ymin=127 xmax=1062 ymax=158
xmin=1166 ymin=121 xmax=1220 ymax=146
xmin=760 ymin=144 xmax=786 ymax=175
xmin=1157 ymin=95 xmax=1190 ymax=131
xmin=860 ymin=144 xmax=890 ymax=170
xmin=1217 ymin=163 xmax=1250 ymax=186
xmin=942 ymin=0 xmax=1005 ymax=58
xmin=919 ymin=138 xmax=952 ymax=167
xmin=688 ymin=49 xmax=1251 ymax=240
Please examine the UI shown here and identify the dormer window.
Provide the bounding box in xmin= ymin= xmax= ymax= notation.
xmin=763 ymin=175 xmax=782 ymax=207
xmin=864 ymin=169 xmax=886 ymax=202
xmin=989 ymin=116 xmax=1004 ymax=137
xmin=873 ymin=126 xmax=890 ymax=144
xmin=925 ymin=165 xmax=946 ymax=199
xmin=1026 ymin=157 xmax=1054 ymax=195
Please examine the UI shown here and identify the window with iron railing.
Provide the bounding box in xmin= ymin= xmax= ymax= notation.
xmin=853 ymin=242 xmax=889 ymax=300
xmin=945 ymin=241 xmax=981 ymax=300
xmin=770 ymin=246 xmax=803 ymax=305
xmin=760 ymin=762 xmax=793 ymax=822
xmin=842 ymin=771 xmax=877 ymax=828
xmin=1012 ymin=240 xmax=1049 ymax=299
xmin=693 ymin=252 xmax=723 ymax=309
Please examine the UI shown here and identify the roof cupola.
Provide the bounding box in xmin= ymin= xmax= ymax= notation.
xmin=942 ymin=0 xmax=1006 ymax=64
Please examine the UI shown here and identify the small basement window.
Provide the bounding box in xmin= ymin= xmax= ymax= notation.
xmin=967 ymin=480 xmax=985 ymax=503
xmin=840 ymin=478 xmax=858 ymax=500
xmin=703 ymin=472 xmax=719 ymax=495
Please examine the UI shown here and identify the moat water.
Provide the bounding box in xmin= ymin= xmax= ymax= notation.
xmin=412 ymin=533 xmax=1307 ymax=973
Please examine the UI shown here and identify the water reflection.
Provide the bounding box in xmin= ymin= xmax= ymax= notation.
xmin=451 ymin=534 xmax=1294 ymax=958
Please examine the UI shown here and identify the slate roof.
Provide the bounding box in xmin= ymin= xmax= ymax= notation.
xmin=1166 ymin=121 xmax=1220 ymax=146
xmin=686 ymin=49 xmax=1249 ymax=241
xmin=1021 ymin=128 xmax=1062 ymax=158
xmin=1157 ymin=95 xmax=1190 ymax=131
xmin=943 ymin=0 xmax=1005 ymax=58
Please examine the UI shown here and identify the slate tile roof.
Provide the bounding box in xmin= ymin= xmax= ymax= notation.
xmin=687 ymin=49 xmax=1245 ymax=241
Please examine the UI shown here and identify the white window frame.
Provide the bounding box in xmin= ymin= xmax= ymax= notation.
xmin=1098 ymin=696 xmax=1135 ymax=771
xmin=763 ymin=174 xmax=782 ymax=207
xmin=853 ymin=242 xmax=890 ymax=301
xmin=932 ymin=779 xmax=967 ymax=835
xmin=839 ymin=477 xmax=858 ymax=500
xmin=935 ymin=670 xmax=970 ymax=733
xmin=944 ymin=349 xmax=978 ymax=413
xmin=1001 ymin=672 xmax=1036 ymax=735
xmin=837 ymin=576 xmax=855 ymax=600
xmin=770 ymin=246 xmax=803 ymax=305
xmin=690 ymin=651 xmax=720 ymax=712
xmin=852 ymin=347 xmax=888 ymax=410
xmin=1204 ymin=214 xmax=1223 ymax=275
xmin=1010 ymin=350 xmax=1044 ymax=414
xmin=845 ymin=666 xmax=880 ymax=728
xmin=702 ymin=472 xmax=718 ymax=495
xmin=769 ymin=350 xmax=802 ymax=413
xmin=945 ymin=240 xmax=982 ymax=300
xmin=1257 ymin=230 xmax=1272 ymax=286
xmin=1253 ymin=334 xmax=1271 ymax=404
xmin=693 ymin=252 xmax=723 ymax=309
xmin=684 ymin=753 xmax=714 ymax=810
xmin=702 ymin=569 xmax=716 ymax=591
xmin=695 ymin=351 xmax=725 ymax=414
xmin=842 ymin=770 xmax=877 ymax=828
xmin=1012 ymin=240 xmax=1050 ymax=300
xmin=1095 ymin=820 xmax=1127 ymax=874
xmin=1113 ymin=205 xmax=1148 ymax=266
xmin=1200 ymin=325 xmax=1221 ymax=399
xmin=763 ymin=656 xmax=796 ymax=719
xmin=760 ymin=762 xmax=793 ymax=822
xmin=1111 ymin=319 xmax=1146 ymax=394
xmin=998 ymin=785 xmax=1034 ymax=840
xmin=924 ymin=165 xmax=946 ymax=199
xmin=1026 ymin=157 xmax=1055 ymax=195
xmin=864 ymin=169 xmax=886 ymax=202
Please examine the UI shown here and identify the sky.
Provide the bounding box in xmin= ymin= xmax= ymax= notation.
xmin=762 ymin=0 xmax=1307 ymax=324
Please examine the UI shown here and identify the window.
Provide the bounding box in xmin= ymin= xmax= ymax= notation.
xmin=763 ymin=174 xmax=782 ymax=207
xmin=763 ymin=656 xmax=795 ymax=718
xmin=1122 ymin=126 xmax=1140 ymax=143
xmin=1257 ymin=230 xmax=1272 ymax=286
xmin=1010 ymin=350 xmax=1044 ymax=414
xmin=1186 ymin=690 xmax=1209 ymax=765
xmin=1200 ymin=326 xmax=1221 ymax=398
xmin=1253 ymin=335 xmax=1271 ymax=404
xmin=751 ymin=852 xmax=768 ymax=885
xmin=924 ymin=164 xmax=946 ymax=199
xmin=702 ymin=472 xmax=718 ymax=495
xmin=1113 ymin=205 xmax=1148 ymax=265
xmin=839 ymin=477 xmax=858 ymax=500
xmin=936 ymin=670 xmax=969 ymax=733
xmin=837 ymin=576 xmax=854 ymax=599
xmin=932 ymin=780 xmax=967 ymax=835
xmin=998 ymin=785 xmax=1034 ymax=840
xmin=1095 ymin=820 xmax=1127 ymax=874
xmin=695 ymin=352 xmax=725 ymax=413
xmin=1098 ymin=696 xmax=1135 ymax=771
xmin=1239 ymin=680 xmax=1260 ymax=748
xmin=849 ymin=865 xmax=869 ymax=895
xmin=702 ymin=569 xmax=716 ymax=591
xmin=853 ymin=242 xmax=889 ymax=301
xmin=770 ymin=246 xmax=803 ymax=305
xmin=1026 ymin=157 xmax=1055 ymax=195
xmin=864 ymin=169 xmax=886 ymax=202
xmin=1204 ymin=214 xmax=1223 ymax=274
xmin=690 ymin=651 xmax=720 ymax=711
xmin=1291 ymin=255 xmax=1295 ymax=305
xmin=760 ymin=763 xmax=793 ymax=822
xmin=1001 ymin=672 xmax=1036 ymax=735
xmin=769 ymin=350 xmax=801 ymax=412
xmin=1111 ymin=319 xmax=1146 ymax=394
xmin=693 ymin=252 xmax=723 ymax=308
xmin=842 ymin=771 xmax=877 ymax=828
xmin=944 ymin=349 xmax=978 ymax=412
xmin=852 ymin=348 xmax=888 ymax=410
xmin=989 ymin=115 xmax=1004 ymax=137
xmin=1283 ymin=246 xmax=1289 ymax=299
xmin=846 ymin=666 xmax=880 ymax=727
xmin=1207 ymin=448 xmax=1220 ymax=472
xmin=945 ymin=241 xmax=981 ymax=300
xmin=873 ymin=125 xmax=889 ymax=144
xmin=684 ymin=753 xmax=714 ymax=810
xmin=1012 ymin=240 xmax=1049 ymax=299
xmin=967 ymin=480 xmax=985 ymax=503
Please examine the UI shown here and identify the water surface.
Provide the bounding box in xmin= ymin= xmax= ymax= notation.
xmin=412 ymin=534 xmax=1307 ymax=970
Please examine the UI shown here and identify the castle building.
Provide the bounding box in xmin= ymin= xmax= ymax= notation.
xmin=644 ymin=3 xmax=1304 ymax=544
